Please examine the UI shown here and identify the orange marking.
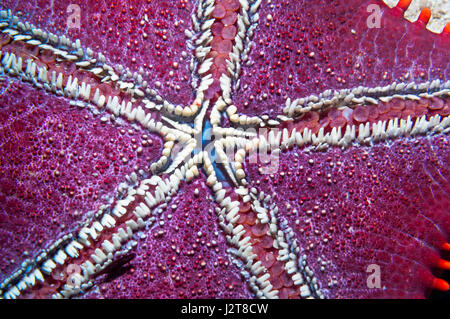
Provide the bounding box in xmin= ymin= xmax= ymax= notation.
xmin=417 ymin=8 xmax=431 ymax=25
xmin=431 ymin=278 xmax=449 ymax=292
xmin=442 ymin=242 xmax=450 ymax=251
xmin=395 ymin=0 xmax=412 ymax=11
xmin=443 ymin=22 xmax=450 ymax=35
xmin=437 ymin=259 xmax=450 ymax=270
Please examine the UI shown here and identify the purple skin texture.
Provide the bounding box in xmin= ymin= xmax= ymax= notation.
xmin=0 ymin=0 xmax=449 ymax=299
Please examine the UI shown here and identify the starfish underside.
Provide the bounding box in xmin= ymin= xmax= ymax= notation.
xmin=0 ymin=0 xmax=449 ymax=299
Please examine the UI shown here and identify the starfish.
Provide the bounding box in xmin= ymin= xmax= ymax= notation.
xmin=0 ymin=0 xmax=449 ymax=299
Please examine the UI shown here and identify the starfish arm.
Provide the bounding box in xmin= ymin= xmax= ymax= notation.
xmin=0 ymin=155 xmax=203 ymax=298
xmin=231 ymin=0 xmax=449 ymax=117
xmin=246 ymin=115 xmax=449 ymax=161
xmin=0 ymin=10 xmax=208 ymax=180
xmin=207 ymin=111 xmax=450 ymax=298
xmin=186 ymin=0 xmax=215 ymax=87
xmin=0 ymin=12 xmax=191 ymax=136
xmin=204 ymin=150 xmax=325 ymax=298
xmin=81 ymin=173 xmax=254 ymax=299
xmin=221 ymin=0 xmax=262 ymax=95
xmin=0 ymin=76 xmax=166 ymax=288
xmin=240 ymin=132 xmax=450 ymax=298
xmin=247 ymin=81 xmax=450 ymax=152
xmin=2 ymin=1 xmax=199 ymax=106
xmin=279 ymin=80 xmax=449 ymax=120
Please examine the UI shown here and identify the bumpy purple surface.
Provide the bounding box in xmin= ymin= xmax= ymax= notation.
xmin=0 ymin=0 xmax=449 ymax=299
xmin=245 ymin=135 xmax=449 ymax=298
xmin=84 ymin=175 xmax=252 ymax=298
xmin=0 ymin=80 xmax=163 ymax=282
xmin=234 ymin=1 xmax=449 ymax=116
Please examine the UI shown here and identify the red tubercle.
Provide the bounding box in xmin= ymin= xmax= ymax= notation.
xmin=417 ymin=257 xmax=450 ymax=293
xmin=395 ymin=0 xmax=412 ymax=12
xmin=427 ymin=247 xmax=450 ymax=270
xmin=431 ymin=278 xmax=450 ymax=292
xmin=443 ymin=242 xmax=450 ymax=251
xmin=416 ymin=8 xmax=431 ymax=26
xmin=443 ymin=22 xmax=450 ymax=36
xmin=388 ymin=2 xmax=438 ymax=35
xmin=436 ymin=259 xmax=450 ymax=271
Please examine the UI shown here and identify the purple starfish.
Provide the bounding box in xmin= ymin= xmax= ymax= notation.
xmin=0 ymin=0 xmax=449 ymax=299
